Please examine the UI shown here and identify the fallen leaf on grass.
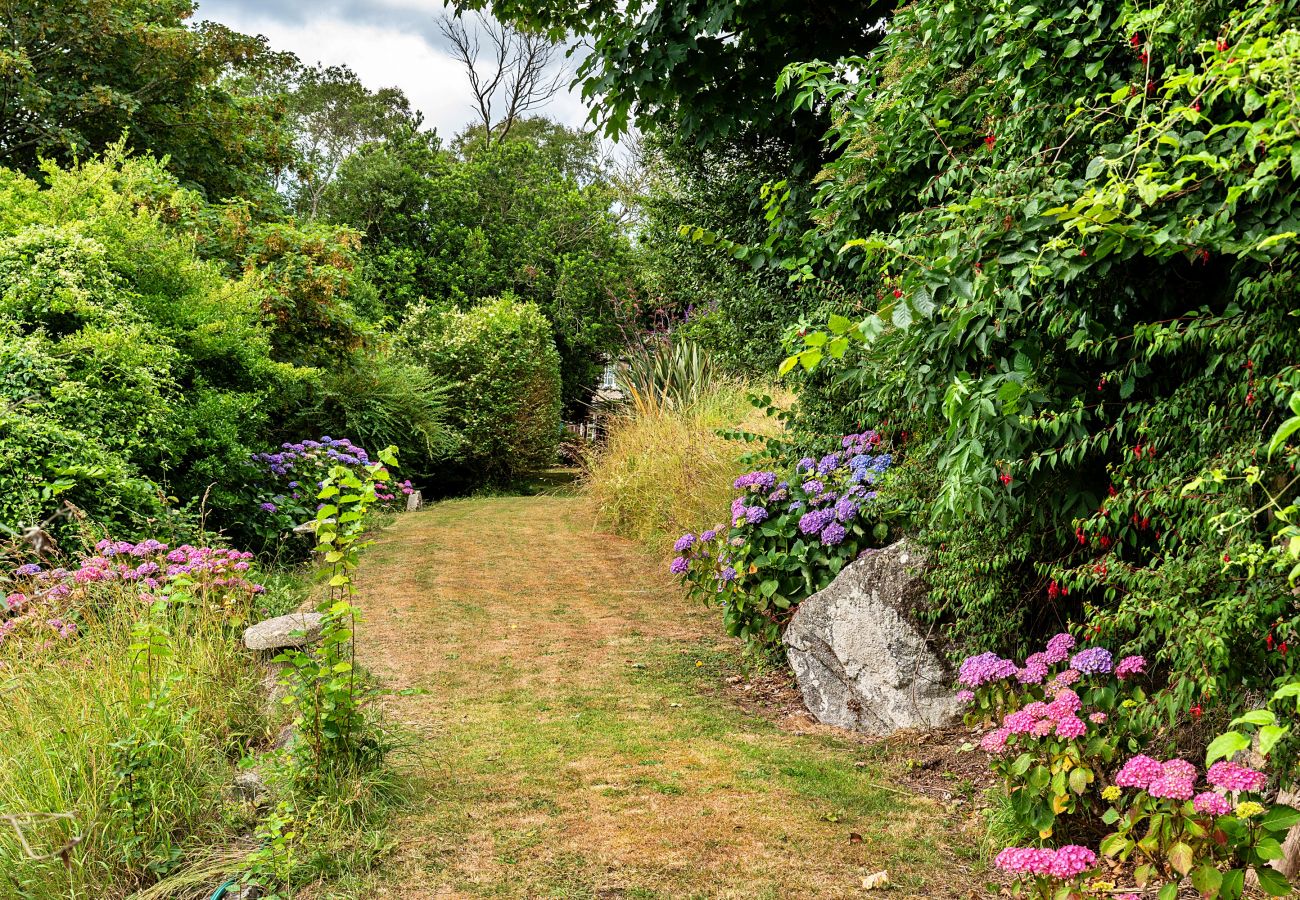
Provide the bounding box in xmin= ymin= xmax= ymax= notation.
xmin=862 ymin=870 xmax=889 ymax=889
xmin=848 ymin=833 xmax=864 ymax=844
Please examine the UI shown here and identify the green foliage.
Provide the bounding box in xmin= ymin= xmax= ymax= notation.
xmin=299 ymin=348 xmax=456 ymax=481
xmin=465 ymin=0 xmax=891 ymax=157
xmin=0 ymin=154 xmax=315 ymax=542
xmin=742 ymin=0 xmax=1300 ymax=713
xmin=0 ymin=0 xmax=296 ymax=201
xmin=400 ymin=296 xmax=562 ymax=485
xmin=324 ymin=120 xmax=635 ymax=410
xmin=622 ymin=339 xmax=717 ymax=415
xmin=279 ymin=449 xmax=396 ymax=777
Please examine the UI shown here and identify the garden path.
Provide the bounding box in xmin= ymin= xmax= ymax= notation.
xmin=347 ymin=494 xmax=978 ymax=899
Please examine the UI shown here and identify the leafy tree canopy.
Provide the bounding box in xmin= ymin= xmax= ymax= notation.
xmin=0 ymin=0 xmax=297 ymax=201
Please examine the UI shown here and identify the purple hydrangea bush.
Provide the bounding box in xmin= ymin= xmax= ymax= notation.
xmin=669 ymin=432 xmax=895 ymax=650
xmin=3 ymin=540 xmax=266 ymax=653
xmin=249 ymin=436 xmax=413 ymax=537
xmin=961 ymin=638 xmax=1299 ymax=898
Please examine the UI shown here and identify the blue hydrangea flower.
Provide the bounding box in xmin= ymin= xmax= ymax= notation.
xmin=670 ymin=556 xmax=689 ymax=575
xmin=820 ymin=522 xmax=847 ymax=545
xmin=674 ymin=533 xmax=696 ymax=552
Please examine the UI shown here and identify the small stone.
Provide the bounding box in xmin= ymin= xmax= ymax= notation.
xmin=232 ymin=770 xmax=267 ymax=803
xmin=243 ymin=613 xmax=324 ymax=651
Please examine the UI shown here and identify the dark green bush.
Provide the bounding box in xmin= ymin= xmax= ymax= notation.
xmin=400 ymin=296 xmax=561 ymax=486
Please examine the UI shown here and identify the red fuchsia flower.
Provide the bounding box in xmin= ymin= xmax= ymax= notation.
xmin=1217 ymin=38 xmax=1229 ymax=52
xmin=984 ymin=134 xmax=996 ymax=148
xmin=1076 ymin=527 xmax=1087 ymax=545
xmin=1207 ymin=761 xmax=1267 ymax=793
xmin=892 ymin=288 xmax=903 ymax=298
xmin=1191 ymin=704 xmax=1203 ymax=718
xmin=1079 ymin=247 xmax=1087 ymax=256
xmin=1268 ymin=633 xmax=1275 ymax=650
xmin=1107 ymin=484 xmax=1117 ymax=497
xmin=1047 ymin=580 xmax=1060 ymax=600
xmin=1099 ymin=535 xmax=1112 ymax=549
xmin=999 ymin=473 xmax=1012 ymax=485
xmin=1138 ymin=52 xmax=1149 ymax=64
xmin=1283 ymin=641 xmax=1289 ymax=655
xmin=1130 ymin=33 xmax=1141 ymax=47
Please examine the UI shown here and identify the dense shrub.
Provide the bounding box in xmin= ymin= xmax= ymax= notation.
xmin=737 ymin=0 xmax=1300 ymax=720
xmin=0 ymin=159 xmax=312 ymax=543
xmin=400 ymin=296 xmax=562 ymax=485
xmin=586 ymin=383 xmax=777 ymax=545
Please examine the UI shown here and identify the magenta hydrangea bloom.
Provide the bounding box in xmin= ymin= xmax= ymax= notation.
xmin=1194 ymin=792 xmax=1233 ymax=816
xmin=980 ymin=728 xmax=1011 ymax=755
xmin=1207 ymin=761 xmax=1268 ymax=793
xmin=1115 ymin=755 xmax=1165 ymax=789
xmin=1115 ymin=655 xmax=1146 ymax=678
xmin=994 ymin=847 xmax=1055 ymax=876
xmin=955 ymin=689 xmax=974 ymax=703
xmin=1047 ymin=845 xmax=1096 ymax=878
xmin=1055 ymin=716 xmax=1087 ymax=739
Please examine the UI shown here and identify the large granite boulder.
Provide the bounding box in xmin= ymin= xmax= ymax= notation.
xmin=243 ymin=612 xmax=324 ymax=651
xmin=783 ymin=539 xmax=959 ymax=734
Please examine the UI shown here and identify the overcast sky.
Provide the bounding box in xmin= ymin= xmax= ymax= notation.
xmin=194 ymin=0 xmax=593 ymax=141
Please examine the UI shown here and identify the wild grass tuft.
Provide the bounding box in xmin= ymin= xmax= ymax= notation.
xmin=584 ymin=382 xmax=784 ymax=547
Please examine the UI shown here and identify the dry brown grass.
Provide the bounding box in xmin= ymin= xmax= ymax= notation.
xmin=583 ymin=384 xmax=786 ymax=549
xmin=341 ymin=496 xmax=986 ymax=899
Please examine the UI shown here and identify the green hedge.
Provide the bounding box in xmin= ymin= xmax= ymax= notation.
xmin=401 ymin=296 xmax=561 ymax=485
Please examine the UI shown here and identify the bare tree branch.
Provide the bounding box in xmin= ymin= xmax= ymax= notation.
xmin=439 ymin=11 xmax=567 ymax=146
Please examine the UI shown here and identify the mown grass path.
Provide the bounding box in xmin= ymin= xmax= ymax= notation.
xmin=347 ymin=496 xmax=980 ymax=899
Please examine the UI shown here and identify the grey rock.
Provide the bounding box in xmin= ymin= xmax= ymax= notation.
xmin=405 ymin=490 xmax=423 ymax=511
xmin=232 ymin=770 xmax=267 ymax=803
xmin=783 ymin=539 xmax=959 ymax=735
xmin=242 ymin=613 xmax=324 ymax=651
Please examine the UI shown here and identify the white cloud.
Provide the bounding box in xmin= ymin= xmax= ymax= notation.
xmin=195 ymin=1 xmax=593 ymax=140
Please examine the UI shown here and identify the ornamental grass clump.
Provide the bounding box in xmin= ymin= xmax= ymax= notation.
xmin=670 ymin=431 xmax=896 ymax=651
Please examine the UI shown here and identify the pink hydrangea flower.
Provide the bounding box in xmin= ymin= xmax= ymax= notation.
xmin=1055 ymin=716 xmax=1087 ymax=739
xmin=1193 ymin=792 xmax=1232 ymax=816
xmin=994 ymin=847 xmax=1055 ymax=876
xmin=1147 ymin=759 xmax=1197 ymax=801
xmin=980 ymin=728 xmax=1011 ymax=755
xmin=1047 ymin=845 xmax=1096 ymax=878
xmin=1044 ymin=632 xmax=1076 ymax=664
xmin=1115 ymin=655 xmax=1146 ymax=678
xmin=1089 ymin=712 xmax=1107 ymax=724
xmin=955 ymin=690 xmax=975 ymax=703
xmin=1207 ymin=761 xmax=1268 ymax=793
xmin=1115 ymin=755 xmax=1165 ymax=789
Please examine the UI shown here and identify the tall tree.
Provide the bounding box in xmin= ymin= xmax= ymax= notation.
xmin=0 ymin=0 xmax=296 ymax=200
